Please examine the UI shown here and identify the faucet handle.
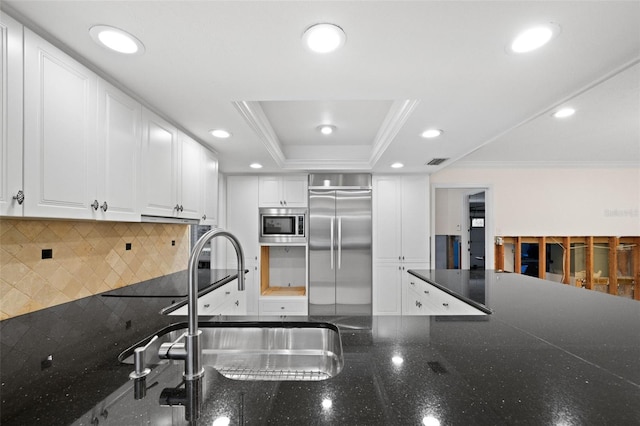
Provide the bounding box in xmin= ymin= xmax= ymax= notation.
xmin=130 ymin=335 xmax=159 ymax=379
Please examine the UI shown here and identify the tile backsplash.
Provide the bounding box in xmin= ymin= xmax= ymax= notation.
xmin=0 ymin=219 xmax=189 ymax=319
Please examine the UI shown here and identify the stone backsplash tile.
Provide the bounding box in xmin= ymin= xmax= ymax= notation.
xmin=0 ymin=219 xmax=189 ymax=319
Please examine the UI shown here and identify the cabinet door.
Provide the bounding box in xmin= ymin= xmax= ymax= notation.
xmin=373 ymin=263 xmax=402 ymax=315
xmin=258 ymin=176 xmax=281 ymax=207
xmin=200 ymin=148 xmax=219 ymax=225
xmin=373 ymin=176 xmax=402 ymax=262
xmin=96 ymin=79 xmax=141 ymax=221
xmin=282 ymin=175 xmax=308 ymax=207
xmin=227 ymin=176 xmax=259 ymax=315
xmin=401 ymin=175 xmax=429 ymax=263
xmin=140 ymin=108 xmax=178 ymax=216
xmin=178 ymin=133 xmax=202 ymax=219
xmin=226 ymin=176 xmax=260 ymax=262
xmin=24 ymin=29 xmax=97 ymax=219
xmin=0 ymin=14 xmax=23 ymax=216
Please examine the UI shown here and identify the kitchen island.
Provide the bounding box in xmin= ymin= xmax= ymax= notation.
xmin=1 ymin=270 xmax=639 ymax=425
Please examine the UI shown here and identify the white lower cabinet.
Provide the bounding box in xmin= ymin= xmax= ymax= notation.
xmin=170 ymin=284 xmax=245 ymax=316
xmin=259 ymin=297 xmax=307 ymax=316
xmin=406 ymin=277 xmax=487 ymax=316
xmin=373 ymin=263 xmax=403 ymax=315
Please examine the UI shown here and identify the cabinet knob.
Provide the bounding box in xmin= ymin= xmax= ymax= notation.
xmin=235 ymin=300 xmax=239 ymax=306
xmin=204 ymin=304 xmax=210 ymax=308
xmin=174 ymin=204 xmax=184 ymax=212
xmin=225 ymin=291 xmax=231 ymax=295
xmin=91 ymin=200 xmax=99 ymax=211
xmin=13 ymin=190 xmax=24 ymax=205
xmin=101 ymin=201 xmax=108 ymax=212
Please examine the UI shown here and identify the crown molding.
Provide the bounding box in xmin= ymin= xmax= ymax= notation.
xmin=232 ymin=101 xmax=286 ymax=167
xmin=369 ymin=99 xmax=420 ymax=166
xmin=450 ymin=160 xmax=640 ymax=169
xmin=234 ymin=98 xmax=419 ymax=171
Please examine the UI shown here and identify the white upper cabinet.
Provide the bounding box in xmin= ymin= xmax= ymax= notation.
xmin=139 ymin=111 xmax=205 ymax=220
xmin=259 ymin=175 xmax=307 ymax=207
xmin=178 ymin=132 xmax=203 ymax=220
xmin=373 ymin=175 xmax=429 ymax=264
xmin=23 ymin=28 xmax=97 ymax=219
xmin=200 ymin=148 xmax=219 ymax=226
xmin=0 ymin=14 xmax=23 ymax=216
xmin=96 ymin=79 xmax=142 ymax=221
xmin=139 ymin=108 xmax=179 ymax=217
xmin=399 ymin=175 xmax=430 ymax=263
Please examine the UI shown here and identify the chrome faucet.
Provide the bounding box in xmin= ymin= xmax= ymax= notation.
xmin=160 ymin=228 xmax=245 ymax=380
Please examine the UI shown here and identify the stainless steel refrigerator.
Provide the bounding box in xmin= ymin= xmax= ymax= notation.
xmin=308 ymin=174 xmax=372 ymax=317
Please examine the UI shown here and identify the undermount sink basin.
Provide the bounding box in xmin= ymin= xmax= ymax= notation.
xmin=120 ymin=321 xmax=344 ymax=381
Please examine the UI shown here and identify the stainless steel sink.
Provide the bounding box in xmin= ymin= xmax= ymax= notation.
xmin=120 ymin=321 xmax=344 ymax=381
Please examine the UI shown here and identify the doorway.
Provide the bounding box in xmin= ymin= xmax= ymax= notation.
xmin=432 ymin=185 xmax=493 ymax=270
xmin=468 ymin=191 xmax=486 ymax=270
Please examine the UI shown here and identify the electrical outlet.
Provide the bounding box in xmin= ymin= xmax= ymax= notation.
xmin=125 ymin=243 xmax=132 ymax=250
xmin=171 ymin=240 xmax=175 ymax=246
xmin=42 ymin=249 xmax=53 ymax=259
xmin=126 ymin=320 xmax=132 ymax=330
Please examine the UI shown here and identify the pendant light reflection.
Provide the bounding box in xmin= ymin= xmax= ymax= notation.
xmin=212 ymin=416 xmax=231 ymax=426
xmin=322 ymin=398 xmax=333 ymax=410
xmin=422 ymin=415 xmax=441 ymax=426
xmin=392 ymin=355 xmax=404 ymax=365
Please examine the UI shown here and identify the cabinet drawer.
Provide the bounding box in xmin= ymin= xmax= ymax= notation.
xmin=259 ymin=298 xmax=307 ymax=315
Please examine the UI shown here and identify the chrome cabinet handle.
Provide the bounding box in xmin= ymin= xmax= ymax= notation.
xmin=202 ymin=214 xmax=207 ymax=220
xmin=13 ymin=190 xmax=24 ymax=205
xmin=91 ymin=200 xmax=99 ymax=210
xmin=235 ymin=300 xmax=239 ymax=306
xmin=442 ymin=303 xmax=449 ymax=307
xmin=101 ymin=201 xmax=108 ymax=212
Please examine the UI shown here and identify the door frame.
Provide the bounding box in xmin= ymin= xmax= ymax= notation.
xmin=431 ymin=183 xmax=494 ymax=270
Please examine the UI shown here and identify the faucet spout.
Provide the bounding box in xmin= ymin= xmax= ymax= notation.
xmin=183 ymin=228 xmax=245 ymax=380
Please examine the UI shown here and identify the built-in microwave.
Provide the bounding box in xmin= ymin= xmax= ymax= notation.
xmin=259 ymin=208 xmax=307 ymax=244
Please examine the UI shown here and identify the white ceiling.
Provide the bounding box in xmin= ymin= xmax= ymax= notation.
xmin=4 ymin=1 xmax=639 ymax=174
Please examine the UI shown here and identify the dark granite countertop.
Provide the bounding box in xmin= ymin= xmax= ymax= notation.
xmin=2 ymin=270 xmax=639 ymax=425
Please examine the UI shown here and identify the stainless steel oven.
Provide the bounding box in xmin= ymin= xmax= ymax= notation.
xmin=259 ymin=208 xmax=307 ymax=244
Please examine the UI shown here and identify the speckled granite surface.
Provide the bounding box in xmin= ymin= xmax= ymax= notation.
xmin=2 ymin=270 xmax=639 ymax=425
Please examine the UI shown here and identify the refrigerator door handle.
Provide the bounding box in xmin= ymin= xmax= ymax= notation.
xmin=337 ymin=217 xmax=342 ymax=269
xmin=330 ymin=217 xmax=335 ymax=270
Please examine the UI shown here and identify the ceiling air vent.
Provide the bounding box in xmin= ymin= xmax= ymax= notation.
xmin=426 ymin=158 xmax=448 ymax=166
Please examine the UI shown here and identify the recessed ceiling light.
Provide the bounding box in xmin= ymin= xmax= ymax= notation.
xmin=317 ymin=124 xmax=335 ymax=135
xmin=508 ymin=23 xmax=560 ymax=54
xmin=250 ymin=163 xmax=263 ymax=169
xmin=552 ymin=107 xmax=576 ymax=118
xmin=210 ymin=129 xmax=232 ymax=139
xmin=89 ymin=25 xmax=144 ymax=55
xmin=421 ymin=129 xmax=443 ymax=139
xmin=391 ymin=162 xmax=404 ymax=169
xmin=302 ymin=23 xmax=346 ymax=53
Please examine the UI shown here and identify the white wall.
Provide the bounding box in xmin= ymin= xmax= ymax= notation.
xmin=431 ymin=166 xmax=640 ymax=236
